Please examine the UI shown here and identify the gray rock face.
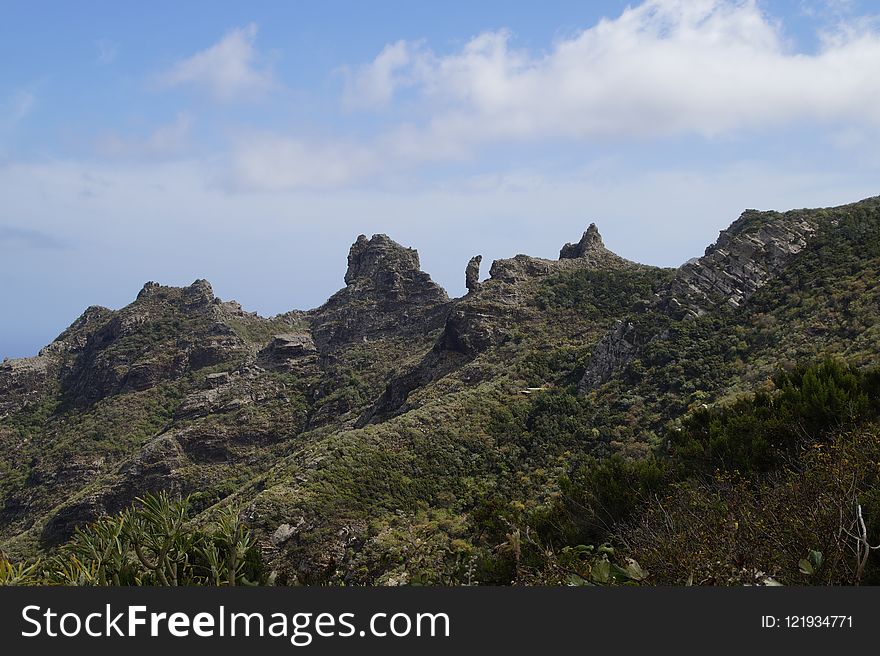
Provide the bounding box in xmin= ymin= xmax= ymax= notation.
xmin=560 ymin=223 xmax=604 ymax=259
xmin=187 ymin=321 xmax=242 ymax=370
xmin=311 ymin=234 xmax=450 ymax=351
xmin=489 ymin=225 xmax=635 ymax=286
xmin=666 ymin=210 xmax=819 ymax=316
xmin=577 ymin=208 xmax=823 ymax=393
xmin=577 ymin=320 xmax=644 ymax=393
xmin=344 ymin=234 xmax=422 ymax=289
xmin=465 ymin=255 xmax=482 ymax=293
xmin=137 ymin=281 xmax=161 ymax=299
xmin=0 ymin=304 xmax=117 ymax=417
xmin=264 ymin=333 xmax=317 ymax=358
xmin=488 ymin=254 xmax=556 ymax=283
xmin=55 ymin=280 xmax=247 ymax=405
xmin=0 ymin=356 xmax=52 ymax=418
xmin=447 ymin=223 xmax=626 ymax=285
xmin=258 ymin=332 xmax=319 ymax=373
xmin=45 ymin=305 xmax=114 ymax=356
xmin=442 ymin=302 xmax=518 ymax=355
xmin=205 ymin=372 xmax=230 ymax=387
xmin=183 ymin=279 xmax=215 ymax=308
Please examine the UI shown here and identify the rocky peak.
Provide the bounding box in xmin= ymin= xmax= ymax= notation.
xmin=337 ymin=233 xmax=447 ymax=306
xmin=44 ymin=305 xmax=113 ymax=356
xmin=137 ymin=281 xmax=161 ymax=299
xmin=344 ymin=234 xmax=422 ymax=286
xmin=54 ymin=279 xmax=248 ymax=406
xmin=137 ymin=279 xmax=215 ymax=308
xmin=489 ymin=223 xmax=633 ymax=285
xmin=465 ymin=255 xmax=482 ymax=293
xmin=560 ymin=223 xmax=605 ymax=259
xmin=183 ymin=279 xmax=215 ymax=308
xmin=310 ymin=234 xmax=450 ymax=351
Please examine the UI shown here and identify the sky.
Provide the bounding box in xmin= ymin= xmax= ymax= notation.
xmin=2 ymin=0 xmax=880 ymax=359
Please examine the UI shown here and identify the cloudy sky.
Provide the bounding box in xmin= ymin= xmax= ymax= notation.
xmin=2 ymin=0 xmax=879 ymax=358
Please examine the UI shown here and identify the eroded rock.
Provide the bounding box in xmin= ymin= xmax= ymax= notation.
xmin=465 ymin=255 xmax=482 ymax=293
xmin=666 ymin=210 xmax=819 ymax=316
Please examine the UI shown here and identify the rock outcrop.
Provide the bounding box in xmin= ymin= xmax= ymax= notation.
xmin=560 ymin=223 xmax=604 ymax=259
xmin=0 ymin=304 xmax=118 ymax=417
xmin=343 ymin=234 xmax=425 ymax=290
xmin=258 ymin=332 xmax=319 ymax=372
xmin=465 ymin=255 xmax=482 ymax=293
xmin=39 ymin=279 xmax=253 ymax=407
xmin=576 ymin=320 xmax=667 ymax=394
xmin=665 ymin=210 xmax=819 ymax=317
xmin=0 ymin=356 xmax=53 ymax=418
xmin=309 ymin=234 xmax=450 ymax=351
xmin=262 ymin=333 xmax=317 ymax=359
xmin=578 ymin=208 xmax=824 ymax=393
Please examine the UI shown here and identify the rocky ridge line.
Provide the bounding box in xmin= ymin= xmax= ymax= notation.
xmin=577 ymin=207 xmax=824 ymax=393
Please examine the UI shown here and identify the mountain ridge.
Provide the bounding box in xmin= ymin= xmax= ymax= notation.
xmin=2 ymin=194 xmax=879 ymax=584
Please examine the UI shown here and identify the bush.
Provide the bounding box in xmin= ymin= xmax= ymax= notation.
xmin=670 ymin=359 xmax=880 ymax=476
xmin=1 ymin=492 xmax=265 ymax=586
xmin=622 ymin=428 xmax=880 ymax=585
xmin=537 ymin=455 xmax=669 ymax=547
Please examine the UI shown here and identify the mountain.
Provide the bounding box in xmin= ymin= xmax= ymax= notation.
xmin=2 ymin=196 xmax=880 ymax=585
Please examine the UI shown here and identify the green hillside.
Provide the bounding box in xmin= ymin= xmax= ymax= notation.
xmin=2 ymin=197 xmax=880 ymax=585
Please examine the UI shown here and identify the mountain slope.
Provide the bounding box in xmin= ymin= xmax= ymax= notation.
xmin=1 ymin=196 xmax=879 ymax=584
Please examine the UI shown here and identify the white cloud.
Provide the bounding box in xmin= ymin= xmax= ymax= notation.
xmin=156 ymin=23 xmax=274 ymax=101
xmin=223 ymin=133 xmax=377 ymax=190
xmin=97 ymin=112 xmax=194 ymax=159
xmin=226 ymin=0 xmax=880 ymax=191
xmin=384 ymin=0 xmax=880 ymax=140
xmin=800 ymin=0 xmax=857 ymax=20
xmin=342 ymin=39 xmax=429 ymax=110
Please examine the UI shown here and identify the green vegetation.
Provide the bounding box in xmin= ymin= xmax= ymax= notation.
xmin=3 ymin=198 xmax=880 ymax=586
xmin=226 ymin=312 xmax=307 ymax=346
xmin=0 ymin=492 xmax=264 ymax=586
xmin=670 ymin=359 xmax=880 ymax=475
xmin=535 ymin=266 xmax=674 ymax=316
xmin=491 ymin=359 xmax=880 ymax=586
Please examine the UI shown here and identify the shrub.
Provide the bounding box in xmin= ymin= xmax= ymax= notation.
xmin=1 ymin=492 xmax=265 ymax=586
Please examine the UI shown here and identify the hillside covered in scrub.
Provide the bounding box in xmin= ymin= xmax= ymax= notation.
xmin=2 ymin=195 xmax=880 ymax=585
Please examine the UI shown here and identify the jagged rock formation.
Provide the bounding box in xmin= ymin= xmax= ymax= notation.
xmin=665 ymin=209 xmax=819 ymax=317
xmin=57 ymin=280 xmax=248 ymax=406
xmin=344 ymin=234 xmax=417 ymax=286
xmin=259 ymin=333 xmax=318 ymax=371
xmin=310 ymin=234 xmax=450 ymax=351
xmin=577 ymin=208 xmax=824 ymax=392
xmin=560 ymin=223 xmax=603 ymax=258
xmin=489 ymin=224 xmax=638 ymax=285
xmin=361 ymin=223 xmax=640 ymax=424
xmin=577 ymin=320 xmax=640 ymax=392
xmin=465 ymin=255 xmax=482 ymax=293
xmin=3 ymin=196 xmax=879 ymax=584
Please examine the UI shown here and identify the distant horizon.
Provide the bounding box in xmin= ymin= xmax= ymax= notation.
xmin=4 ymin=0 xmax=880 ymax=358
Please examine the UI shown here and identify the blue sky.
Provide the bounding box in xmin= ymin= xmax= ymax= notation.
xmin=2 ymin=0 xmax=879 ymax=358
